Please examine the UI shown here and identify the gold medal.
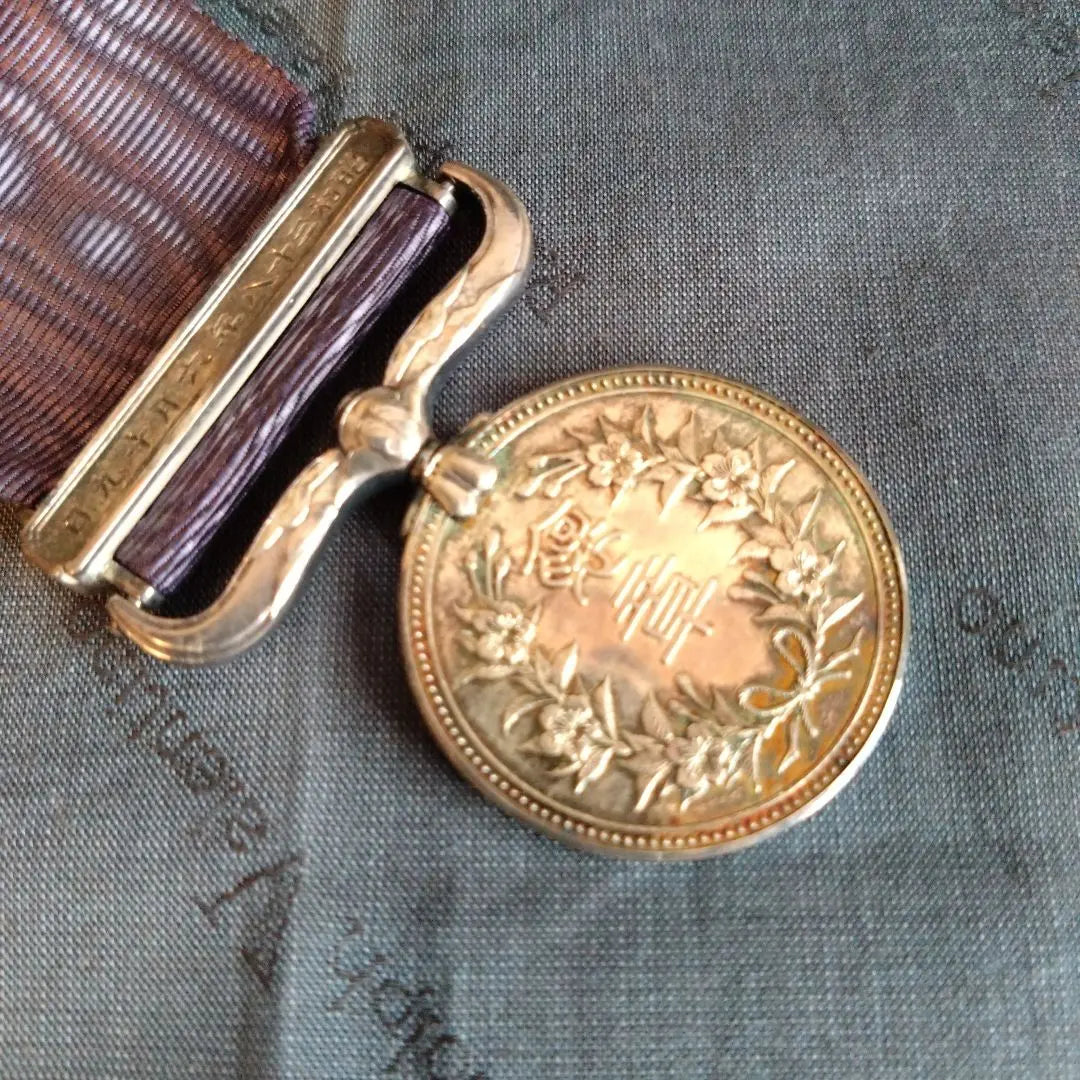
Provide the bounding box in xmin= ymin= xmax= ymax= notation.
xmin=401 ymin=370 xmax=907 ymax=856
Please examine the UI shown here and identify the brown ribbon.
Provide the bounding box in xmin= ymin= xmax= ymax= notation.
xmin=0 ymin=0 xmax=315 ymax=506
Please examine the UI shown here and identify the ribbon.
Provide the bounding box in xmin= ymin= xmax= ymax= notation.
xmin=0 ymin=0 xmax=315 ymax=505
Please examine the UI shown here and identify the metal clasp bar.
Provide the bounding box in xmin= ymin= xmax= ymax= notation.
xmin=21 ymin=119 xmax=533 ymax=663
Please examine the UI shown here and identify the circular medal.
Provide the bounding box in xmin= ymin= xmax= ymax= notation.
xmin=402 ymin=369 xmax=907 ymax=857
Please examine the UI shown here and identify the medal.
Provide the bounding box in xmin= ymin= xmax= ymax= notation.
xmin=11 ymin=101 xmax=906 ymax=854
xmin=401 ymin=372 xmax=906 ymax=855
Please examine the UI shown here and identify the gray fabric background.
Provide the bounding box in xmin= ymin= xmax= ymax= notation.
xmin=2 ymin=0 xmax=1078 ymax=1076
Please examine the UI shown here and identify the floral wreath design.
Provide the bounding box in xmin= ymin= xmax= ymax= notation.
xmin=453 ymin=406 xmax=865 ymax=814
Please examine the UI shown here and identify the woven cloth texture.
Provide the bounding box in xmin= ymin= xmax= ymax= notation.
xmin=0 ymin=0 xmax=314 ymax=505
xmin=1 ymin=1 xmax=1079 ymax=1078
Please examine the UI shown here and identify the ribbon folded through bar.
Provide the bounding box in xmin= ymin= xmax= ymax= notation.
xmin=116 ymin=185 xmax=450 ymax=595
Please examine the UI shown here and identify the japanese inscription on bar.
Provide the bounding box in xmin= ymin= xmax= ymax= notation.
xmin=23 ymin=120 xmax=419 ymax=589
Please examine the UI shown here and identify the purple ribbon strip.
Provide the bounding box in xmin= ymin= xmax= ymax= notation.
xmin=116 ymin=185 xmax=450 ymax=595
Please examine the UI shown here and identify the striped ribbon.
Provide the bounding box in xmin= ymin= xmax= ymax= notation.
xmin=0 ymin=0 xmax=314 ymax=505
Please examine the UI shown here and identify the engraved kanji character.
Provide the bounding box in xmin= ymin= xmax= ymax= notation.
xmin=612 ymin=556 xmax=718 ymax=664
xmin=521 ymin=499 xmax=623 ymax=604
